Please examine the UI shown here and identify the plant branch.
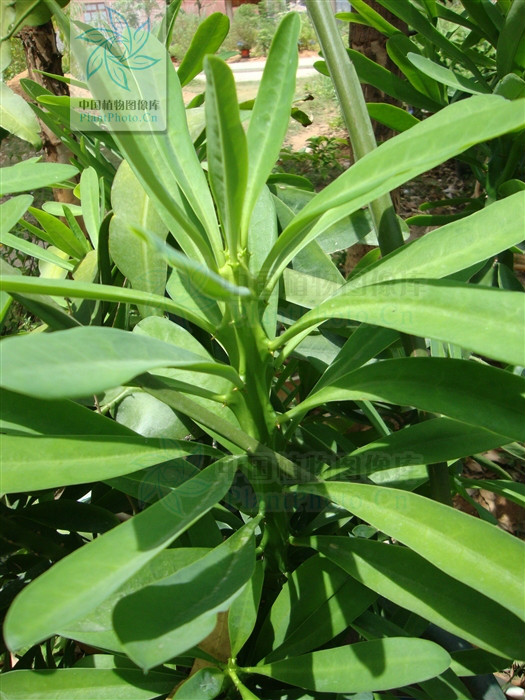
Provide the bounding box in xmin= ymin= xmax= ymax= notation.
xmin=306 ymin=0 xmax=404 ymax=256
xmin=306 ymin=3 xmax=451 ymax=501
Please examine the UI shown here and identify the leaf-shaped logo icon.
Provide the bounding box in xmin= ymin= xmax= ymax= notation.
xmin=132 ymin=18 xmax=151 ymax=56
xmin=86 ymin=46 xmax=104 ymax=79
xmin=105 ymin=35 xmax=127 ymax=61
xmin=105 ymin=53 xmax=129 ymax=91
xmin=107 ymin=7 xmax=132 ymax=51
xmin=76 ymin=27 xmax=111 ymax=47
xmin=128 ymin=54 xmax=160 ymax=71
xmin=76 ymin=5 xmax=158 ymax=92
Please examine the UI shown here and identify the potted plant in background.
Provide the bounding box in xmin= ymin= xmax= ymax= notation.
xmin=231 ymin=3 xmax=259 ymax=58
xmin=237 ymin=40 xmax=251 ymax=59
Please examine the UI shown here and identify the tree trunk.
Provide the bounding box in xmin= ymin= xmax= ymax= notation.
xmin=346 ymin=1 xmax=406 ymax=263
xmin=349 ymin=1 xmax=406 ymax=143
xmin=18 ymin=21 xmax=76 ymax=204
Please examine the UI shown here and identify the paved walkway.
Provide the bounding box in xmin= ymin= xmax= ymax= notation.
xmin=194 ymin=55 xmax=319 ymax=83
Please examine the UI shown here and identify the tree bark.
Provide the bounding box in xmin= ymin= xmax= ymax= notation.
xmin=18 ymin=21 xmax=76 ymax=204
xmin=346 ymin=1 xmax=407 ymax=258
xmin=349 ymin=1 xmax=406 ymax=143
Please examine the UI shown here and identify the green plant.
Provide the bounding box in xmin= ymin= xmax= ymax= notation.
xmin=297 ymin=11 xmax=318 ymax=52
xmin=228 ymin=3 xmax=260 ymax=51
xmin=2 ymin=36 xmax=25 ymax=81
xmin=1 ymin=5 xmax=525 ymax=700
xmin=169 ymin=10 xmax=200 ymax=62
xmin=331 ymin=0 xmax=525 ymax=223
xmin=275 ymin=135 xmax=346 ymax=187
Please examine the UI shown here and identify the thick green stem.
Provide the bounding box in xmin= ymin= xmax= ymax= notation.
xmin=306 ymin=0 xmax=426 ymax=362
xmin=306 ymin=0 xmax=404 ymax=255
xmin=427 ymin=463 xmax=453 ymax=506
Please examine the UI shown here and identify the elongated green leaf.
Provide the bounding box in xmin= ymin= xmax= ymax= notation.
xmin=229 ymin=561 xmax=264 ymax=657
xmin=115 ymin=519 xmax=260 ymax=669
xmin=1 ymin=0 xmax=15 ymax=72
xmin=133 ymin=316 xmax=239 ymax=430
xmin=0 ymin=273 xmax=216 ymax=331
xmin=459 ymin=478 xmax=525 ymax=508
xmin=79 ymin=166 xmax=100 ymax=248
xmin=273 ymin=185 xmax=379 ymax=254
xmin=278 ymin=279 xmax=525 ymax=366
xmin=0 ymin=326 xmax=242 ymax=399
xmin=4 ymin=459 xmax=237 ymax=650
xmin=132 ymin=224 xmax=252 ymax=301
xmin=0 ymin=195 xmax=33 ymax=235
xmin=314 ymin=325 xmax=398 ymax=392
xmin=284 ymin=358 xmax=525 ymax=443
xmin=496 ymin=74 xmax=525 ymax=101
xmin=281 ymin=268 xmax=341 ymax=309
xmin=134 ymin=376 xmax=304 ymax=483
xmin=248 ymin=638 xmax=451 ymax=693
xmin=0 ymin=388 xmax=134 ymax=436
xmin=4 ymin=199 xmax=75 ymax=272
xmin=1 ymin=434 xmax=218 ymax=493
xmin=0 ymin=159 xmax=78 ymax=196
xmin=366 ymin=102 xmax=420 ymax=132
xmin=349 ymin=618 xmax=487 ymax=700
xmin=337 ymin=0 xmax=399 ymax=36
xmin=418 ymin=668 xmax=475 ymax=700
xmin=0 ymin=82 xmax=42 ymax=148
xmin=0 ymin=668 xmax=178 ymax=700
xmin=24 ymin=499 xmax=120 ymax=534
xmin=114 ymin=389 xmax=189 ymax=439
xmin=104 ymin=459 xmax=201 ymax=508
xmin=387 ymin=34 xmax=445 ymax=103
xmin=342 ymin=50 xmax=443 ymax=110
xmin=204 ymin=55 xmax=247 ymax=253
xmin=0 ymin=290 xmax=13 ymax=325
xmin=248 ymin=187 xmax=278 ymax=337
xmin=407 ymin=53 xmax=489 ymax=95
xmin=0 ymin=261 xmax=76 ymax=331
xmin=29 ymin=207 xmax=87 ymax=259
xmin=0 ymin=230 xmax=74 ymax=271
xmin=109 ymin=161 xmax=168 ymax=317
xmin=302 ymin=536 xmax=524 ymax=659
xmin=235 ymin=684 xmax=261 ymax=700
xmin=436 ymin=2 xmax=484 ymax=33
xmin=255 ymin=554 xmax=376 ymax=663
xmin=346 ymin=192 xmax=525 ymax=291
xmin=461 ymin=0 xmax=501 ymax=44
xmin=43 ymin=201 xmax=83 ymax=217
xmin=177 ymin=12 xmax=230 ymax=86
xmin=450 ymin=649 xmax=511 ymax=677
xmin=157 ymin=0 xmax=181 ymax=48
xmin=292 ymin=240 xmax=344 ymax=286
xmin=166 ymin=266 xmax=222 ymax=330
xmin=60 ymin=548 xmax=210 ymax=653
xmin=324 ymin=417 xmax=512 ymax=480
xmin=174 ymin=667 xmax=225 ymax=699
xmin=241 ymin=13 xmax=300 ymax=240
xmin=260 ymin=96 xmax=525 ymax=293
xmin=75 ymin=655 xmax=171 ymax=671
xmin=497 ymin=0 xmax=525 ymax=75
xmin=293 ymin=482 xmax=525 ymax=619
xmin=38 ymin=245 xmax=69 ymax=284
xmin=376 ymin=0 xmax=487 ymax=81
